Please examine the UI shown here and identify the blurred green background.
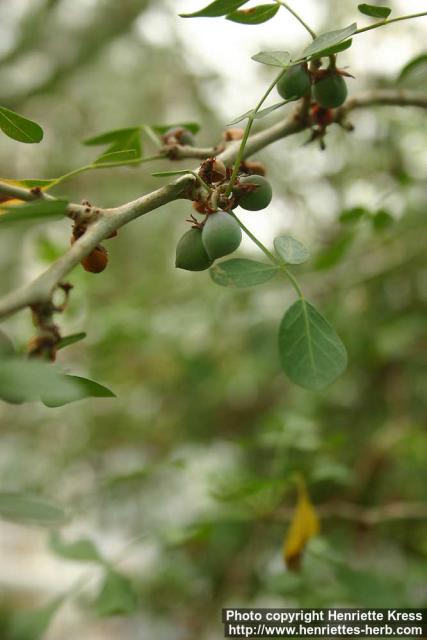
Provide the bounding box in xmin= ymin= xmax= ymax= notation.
xmin=0 ymin=0 xmax=427 ymax=638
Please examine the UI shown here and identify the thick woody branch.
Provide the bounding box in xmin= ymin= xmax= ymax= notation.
xmin=0 ymin=180 xmax=190 ymax=318
xmin=0 ymin=89 xmax=426 ymax=320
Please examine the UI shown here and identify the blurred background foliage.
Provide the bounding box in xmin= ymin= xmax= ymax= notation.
xmin=0 ymin=0 xmax=427 ymax=638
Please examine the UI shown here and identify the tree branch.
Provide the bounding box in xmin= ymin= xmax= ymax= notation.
xmin=276 ymin=501 xmax=427 ymax=525
xmin=0 ymin=89 xmax=426 ymax=321
xmin=336 ymin=89 xmax=427 ymax=118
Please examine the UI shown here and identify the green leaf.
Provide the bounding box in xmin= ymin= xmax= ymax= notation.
xmin=0 ymin=358 xmax=114 ymax=406
xmin=95 ymin=571 xmax=138 ymax=617
xmin=57 ymin=332 xmax=87 ymax=350
xmin=92 ymin=149 xmax=140 ymax=167
xmin=0 ymin=105 xmax=43 ymax=144
xmin=358 ymin=4 xmax=391 ymax=19
xmin=19 ymin=179 xmax=56 ymax=189
xmin=41 ymin=375 xmax=115 ymax=408
xmin=251 ymin=50 xmax=291 ymax=67
xmin=371 ymin=208 xmax=393 ymax=232
xmin=398 ymin=53 xmax=427 ymax=85
xmin=226 ymin=4 xmax=279 ymax=25
xmin=0 ymin=493 xmax=66 ymax=526
xmin=255 ymin=101 xmax=293 ymax=117
xmin=227 ymin=109 xmax=255 ymax=126
xmin=180 ymin=0 xmax=249 ymax=18
xmin=307 ymin=38 xmax=353 ymax=59
xmin=0 ymin=199 xmax=68 ymax=225
xmin=303 ymin=23 xmax=357 ymax=59
xmin=152 ymin=170 xmax=194 ymax=178
xmin=210 ymin=259 xmax=279 ymax=287
xmin=152 ymin=122 xmax=200 ymax=135
xmin=227 ymin=100 xmax=291 ymax=125
xmin=49 ymin=530 xmax=103 ymax=563
xmin=9 ymin=598 xmax=63 ymax=640
xmin=83 ymin=127 xmax=140 ymax=146
xmin=339 ymin=206 xmax=367 ymax=224
xmin=314 ymin=230 xmax=355 ymax=270
xmin=0 ymin=358 xmax=83 ymax=404
xmin=274 ymin=235 xmax=310 ymax=265
xmin=278 ymin=299 xmax=347 ymax=391
xmin=84 ymin=127 xmax=143 ymax=168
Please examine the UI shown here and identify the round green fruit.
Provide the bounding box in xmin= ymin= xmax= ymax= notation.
xmin=175 ymin=228 xmax=213 ymax=271
xmin=0 ymin=329 xmax=14 ymax=357
xmin=202 ymin=212 xmax=242 ymax=260
xmin=313 ymin=72 xmax=348 ymax=108
xmin=233 ymin=175 xmax=272 ymax=211
xmin=277 ymin=64 xmax=311 ymax=100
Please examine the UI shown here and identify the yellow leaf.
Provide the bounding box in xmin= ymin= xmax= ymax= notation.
xmin=283 ymin=477 xmax=320 ymax=571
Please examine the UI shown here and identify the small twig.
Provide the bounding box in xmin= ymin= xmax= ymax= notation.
xmin=355 ymin=10 xmax=427 ymax=35
xmin=163 ymin=144 xmax=219 ymax=161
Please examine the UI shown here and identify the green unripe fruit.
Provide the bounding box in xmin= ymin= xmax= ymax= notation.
xmin=0 ymin=329 xmax=14 ymax=357
xmin=175 ymin=228 xmax=213 ymax=271
xmin=202 ymin=212 xmax=242 ymax=260
xmin=313 ymin=72 xmax=348 ymax=108
xmin=277 ymin=64 xmax=311 ymax=100
xmin=233 ymin=175 xmax=272 ymax=211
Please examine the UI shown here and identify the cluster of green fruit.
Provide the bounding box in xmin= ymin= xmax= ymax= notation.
xmin=176 ymin=174 xmax=272 ymax=271
xmin=277 ymin=62 xmax=348 ymax=109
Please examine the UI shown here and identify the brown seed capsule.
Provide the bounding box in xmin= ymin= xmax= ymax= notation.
xmin=241 ymin=160 xmax=266 ymax=177
xmin=223 ymin=128 xmax=245 ymax=141
xmin=199 ymin=157 xmax=227 ymax=185
xmin=81 ymin=245 xmax=108 ymax=273
xmin=211 ymin=159 xmax=227 ymax=182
